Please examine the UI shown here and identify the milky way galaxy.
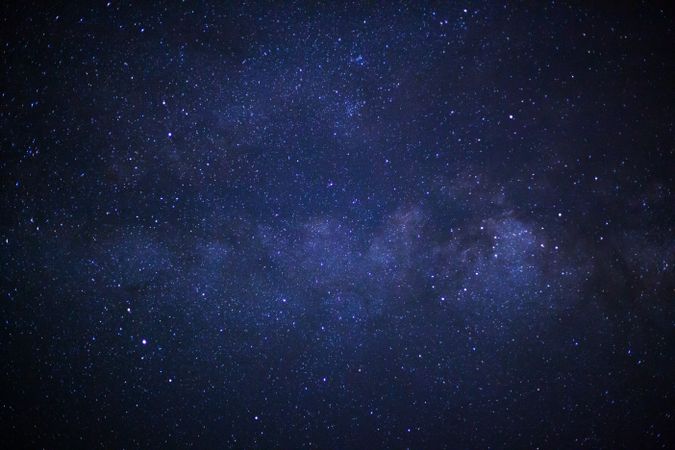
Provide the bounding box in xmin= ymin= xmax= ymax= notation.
xmin=1 ymin=2 xmax=674 ymax=448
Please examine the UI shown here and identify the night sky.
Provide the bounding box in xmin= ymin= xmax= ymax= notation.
xmin=1 ymin=1 xmax=674 ymax=448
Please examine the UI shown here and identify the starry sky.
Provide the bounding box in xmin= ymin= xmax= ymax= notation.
xmin=1 ymin=1 xmax=674 ymax=448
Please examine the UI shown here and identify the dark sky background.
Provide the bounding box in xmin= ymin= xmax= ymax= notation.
xmin=1 ymin=1 xmax=674 ymax=448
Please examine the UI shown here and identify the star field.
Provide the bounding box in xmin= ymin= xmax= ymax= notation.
xmin=1 ymin=1 xmax=674 ymax=448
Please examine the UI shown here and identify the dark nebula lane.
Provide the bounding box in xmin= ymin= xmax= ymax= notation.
xmin=1 ymin=1 xmax=673 ymax=448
